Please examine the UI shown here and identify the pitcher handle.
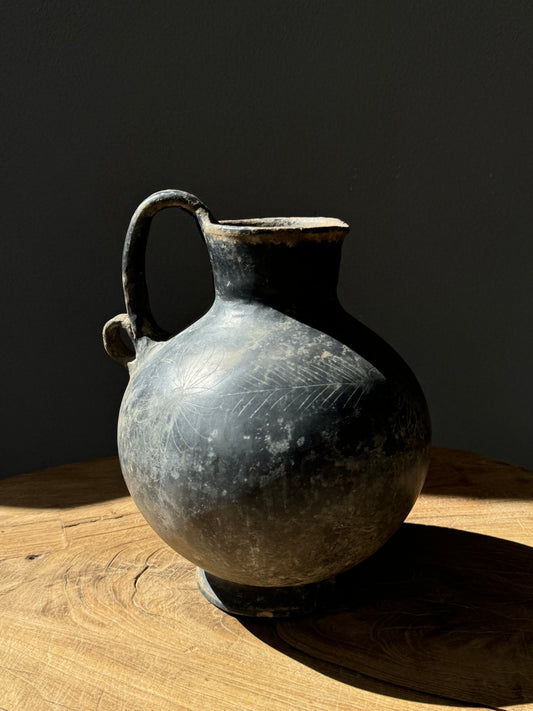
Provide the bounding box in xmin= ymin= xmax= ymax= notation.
xmin=103 ymin=190 xmax=214 ymax=365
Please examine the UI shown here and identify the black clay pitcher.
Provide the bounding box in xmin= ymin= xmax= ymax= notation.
xmin=103 ymin=189 xmax=431 ymax=616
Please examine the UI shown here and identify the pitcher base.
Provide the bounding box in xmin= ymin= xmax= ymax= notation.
xmin=196 ymin=567 xmax=342 ymax=618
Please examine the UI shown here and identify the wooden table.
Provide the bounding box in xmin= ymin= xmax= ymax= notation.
xmin=1 ymin=447 xmax=532 ymax=710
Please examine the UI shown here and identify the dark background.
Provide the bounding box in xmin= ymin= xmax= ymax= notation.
xmin=2 ymin=0 xmax=532 ymax=478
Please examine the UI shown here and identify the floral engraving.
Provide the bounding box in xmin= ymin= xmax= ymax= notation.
xmin=227 ymin=354 xmax=373 ymax=418
xmin=125 ymin=342 xmax=380 ymax=457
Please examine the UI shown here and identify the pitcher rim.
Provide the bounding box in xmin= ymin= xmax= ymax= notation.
xmin=204 ymin=216 xmax=349 ymax=243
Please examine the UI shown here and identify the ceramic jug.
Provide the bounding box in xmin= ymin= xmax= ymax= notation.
xmin=103 ymin=189 xmax=431 ymax=616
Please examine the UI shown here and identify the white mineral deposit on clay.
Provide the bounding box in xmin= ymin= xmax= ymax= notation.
xmin=264 ymin=433 xmax=291 ymax=456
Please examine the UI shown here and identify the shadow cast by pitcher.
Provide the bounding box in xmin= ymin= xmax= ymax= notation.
xmin=243 ymin=523 xmax=533 ymax=707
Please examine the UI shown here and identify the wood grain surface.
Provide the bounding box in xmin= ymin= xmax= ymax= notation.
xmin=0 ymin=448 xmax=531 ymax=710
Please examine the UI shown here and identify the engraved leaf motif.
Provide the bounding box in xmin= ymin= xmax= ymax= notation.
xmin=126 ymin=343 xmax=379 ymax=457
xmin=157 ymin=345 xmax=229 ymax=454
xmin=226 ymin=353 xmax=376 ymax=419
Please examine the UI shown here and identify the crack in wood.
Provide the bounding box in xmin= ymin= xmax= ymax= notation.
xmin=129 ymin=555 xmax=159 ymax=616
xmin=132 ymin=563 xmax=150 ymax=599
xmin=63 ymin=513 xmax=133 ymax=529
xmin=105 ymin=547 xmax=128 ymax=570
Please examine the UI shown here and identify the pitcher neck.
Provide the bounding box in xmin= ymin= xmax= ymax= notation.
xmin=204 ymin=234 xmax=345 ymax=315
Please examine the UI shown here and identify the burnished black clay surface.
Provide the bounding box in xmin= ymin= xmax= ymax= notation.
xmin=103 ymin=189 xmax=431 ymax=616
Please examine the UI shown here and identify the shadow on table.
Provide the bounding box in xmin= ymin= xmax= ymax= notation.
xmin=243 ymin=523 xmax=533 ymax=708
xmin=423 ymin=447 xmax=533 ymax=500
xmin=0 ymin=456 xmax=129 ymax=508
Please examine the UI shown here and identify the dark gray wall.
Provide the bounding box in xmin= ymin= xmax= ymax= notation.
xmin=2 ymin=0 xmax=532 ymax=477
